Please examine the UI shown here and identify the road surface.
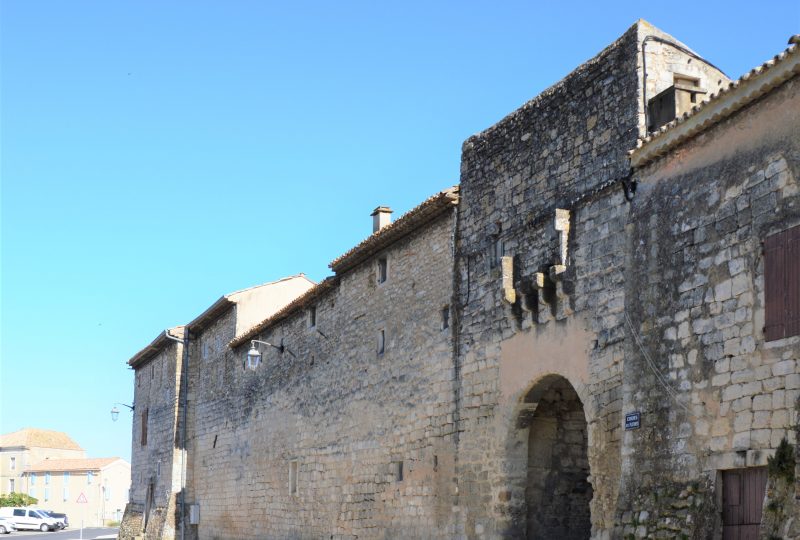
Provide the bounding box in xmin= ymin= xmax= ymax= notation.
xmin=7 ymin=527 xmax=118 ymax=540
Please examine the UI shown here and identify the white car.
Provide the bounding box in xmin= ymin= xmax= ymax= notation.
xmin=0 ymin=507 xmax=59 ymax=532
xmin=0 ymin=517 xmax=16 ymax=534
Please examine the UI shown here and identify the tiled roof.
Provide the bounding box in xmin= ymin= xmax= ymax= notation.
xmin=127 ymin=326 xmax=186 ymax=369
xmin=185 ymin=274 xmax=315 ymax=334
xmin=329 ymin=186 xmax=459 ymax=274
xmin=0 ymin=429 xmax=83 ymax=451
xmin=631 ymin=35 xmax=800 ymax=167
xmin=25 ymin=457 xmax=125 ymax=473
xmin=230 ymin=277 xmax=339 ymax=348
xmin=230 ymin=186 xmax=459 ymax=348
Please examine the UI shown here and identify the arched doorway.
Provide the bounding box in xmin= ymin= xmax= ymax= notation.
xmin=521 ymin=375 xmax=592 ymax=539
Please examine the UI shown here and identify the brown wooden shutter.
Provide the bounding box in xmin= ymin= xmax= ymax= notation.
xmin=764 ymin=224 xmax=800 ymax=341
xmin=787 ymin=225 xmax=800 ymax=338
xmin=141 ymin=408 xmax=149 ymax=446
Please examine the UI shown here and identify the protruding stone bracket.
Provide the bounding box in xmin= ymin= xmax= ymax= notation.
xmin=532 ymin=272 xmax=554 ymax=324
xmin=553 ymin=280 xmax=573 ymax=320
xmin=554 ymin=208 xmax=570 ymax=267
xmin=501 ymin=256 xmax=516 ymax=304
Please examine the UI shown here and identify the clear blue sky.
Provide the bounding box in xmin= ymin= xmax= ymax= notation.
xmin=2 ymin=1 xmax=798 ymax=463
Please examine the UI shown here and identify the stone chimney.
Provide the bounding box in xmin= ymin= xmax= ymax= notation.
xmin=371 ymin=206 xmax=393 ymax=233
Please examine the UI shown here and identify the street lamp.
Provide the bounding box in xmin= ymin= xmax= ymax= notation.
xmin=110 ymin=403 xmax=134 ymax=422
xmin=246 ymin=339 xmax=284 ymax=369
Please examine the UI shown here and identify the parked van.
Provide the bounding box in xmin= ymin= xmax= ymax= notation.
xmin=0 ymin=507 xmax=59 ymax=531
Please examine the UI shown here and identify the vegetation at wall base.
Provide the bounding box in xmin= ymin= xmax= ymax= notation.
xmin=767 ymin=437 xmax=795 ymax=482
xmin=0 ymin=493 xmax=38 ymax=507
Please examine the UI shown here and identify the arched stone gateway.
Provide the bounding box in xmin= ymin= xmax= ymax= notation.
xmin=518 ymin=375 xmax=592 ymax=539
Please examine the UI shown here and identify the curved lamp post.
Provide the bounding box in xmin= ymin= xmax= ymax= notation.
xmin=246 ymin=339 xmax=284 ymax=369
xmin=110 ymin=403 xmax=134 ymax=422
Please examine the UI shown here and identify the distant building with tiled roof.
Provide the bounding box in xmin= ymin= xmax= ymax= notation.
xmin=20 ymin=457 xmax=130 ymax=527
xmin=0 ymin=428 xmax=83 ymax=452
xmin=1 ymin=429 xmax=131 ymax=527
xmin=1 ymin=428 xmax=85 ymax=499
xmin=25 ymin=457 xmax=121 ymax=473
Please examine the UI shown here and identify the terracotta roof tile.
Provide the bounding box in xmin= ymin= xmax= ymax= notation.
xmin=25 ymin=457 xmax=125 ymax=473
xmin=230 ymin=277 xmax=339 ymax=348
xmin=230 ymin=186 xmax=459 ymax=348
xmin=0 ymin=429 xmax=83 ymax=451
xmin=329 ymin=186 xmax=459 ymax=274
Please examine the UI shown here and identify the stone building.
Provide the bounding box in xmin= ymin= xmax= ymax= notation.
xmin=120 ymin=21 xmax=799 ymax=539
xmin=0 ymin=428 xmax=85 ymax=496
xmin=0 ymin=429 xmax=131 ymax=527
xmin=22 ymin=457 xmax=131 ymax=526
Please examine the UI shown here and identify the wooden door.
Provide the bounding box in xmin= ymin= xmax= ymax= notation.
xmin=722 ymin=468 xmax=767 ymax=540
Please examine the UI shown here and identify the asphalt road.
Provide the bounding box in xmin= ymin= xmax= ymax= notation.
xmin=5 ymin=527 xmax=117 ymax=540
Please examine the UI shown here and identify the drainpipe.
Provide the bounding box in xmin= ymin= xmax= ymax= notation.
xmin=164 ymin=328 xmax=189 ymax=540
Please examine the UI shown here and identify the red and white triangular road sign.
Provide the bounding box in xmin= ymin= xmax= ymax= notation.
xmin=76 ymin=492 xmax=88 ymax=504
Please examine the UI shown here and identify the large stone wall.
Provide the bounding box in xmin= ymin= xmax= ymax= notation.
xmin=620 ymin=67 xmax=800 ymax=539
xmin=121 ymin=21 xmax=799 ymax=540
xmin=452 ymin=20 xmax=741 ymax=539
xmin=126 ymin=339 xmax=185 ymax=539
xmin=453 ymin=23 xmax=640 ymax=539
xmin=186 ymin=211 xmax=456 ymax=539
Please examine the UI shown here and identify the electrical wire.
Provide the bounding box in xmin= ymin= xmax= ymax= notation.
xmin=624 ymin=311 xmax=693 ymax=415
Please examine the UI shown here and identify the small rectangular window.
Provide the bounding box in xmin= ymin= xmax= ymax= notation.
xmin=441 ymin=306 xmax=450 ymax=330
xmin=30 ymin=473 xmax=36 ymax=486
xmin=45 ymin=472 xmax=50 ymax=485
xmin=44 ymin=487 xmax=50 ymax=501
xmin=87 ymin=471 xmax=93 ymax=485
xmin=8 ymin=479 xmax=14 ymax=493
xmin=377 ymin=329 xmax=385 ymax=355
xmin=394 ymin=461 xmax=404 ymax=482
xmin=309 ymin=306 xmax=316 ymax=328
xmin=141 ymin=408 xmax=149 ymax=446
xmin=10 ymin=457 xmax=15 ymax=470
xmin=377 ymin=258 xmax=388 ymax=283
xmin=289 ymin=461 xmax=298 ymax=496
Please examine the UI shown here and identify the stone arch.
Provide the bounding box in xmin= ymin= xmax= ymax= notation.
xmin=507 ymin=374 xmax=593 ymax=539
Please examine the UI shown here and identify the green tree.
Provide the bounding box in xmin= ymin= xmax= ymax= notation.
xmin=0 ymin=492 xmax=38 ymax=507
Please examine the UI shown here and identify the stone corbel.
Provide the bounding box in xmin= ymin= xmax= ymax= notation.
xmin=554 ymin=208 xmax=570 ymax=267
xmin=531 ymin=272 xmax=553 ymax=324
xmin=549 ymin=209 xmax=572 ymax=320
xmin=501 ymin=256 xmax=516 ymax=304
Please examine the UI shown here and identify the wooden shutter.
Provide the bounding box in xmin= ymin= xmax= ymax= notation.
xmin=141 ymin=408 xmax=149 ymax=446
xmin=787 ymin=225 xmax=800 ymax=338
xmin=764 ymin=224 xmax=800 ymax=341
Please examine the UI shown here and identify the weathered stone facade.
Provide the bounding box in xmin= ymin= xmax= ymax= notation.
xmin=121 ymin=21 xmax=799 ymax=540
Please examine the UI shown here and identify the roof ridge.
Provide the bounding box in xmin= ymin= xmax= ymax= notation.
xmin=224 ymin=273 xmax=315 ymax=297
xmin=329 ymin=185 xmax=459 ymax=273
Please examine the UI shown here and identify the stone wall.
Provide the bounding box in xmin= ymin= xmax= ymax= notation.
xmin=453 ymin=23 xmax=641 ymax=539
xmin=620 ymin=65 xmax=800 ymax=539
xmin=124 ymin=338 xmax=185 ymax=540
xmin=121 ymin=21 xmax=799 ymax=540
xmin=186 ymin=210 xmax=456 ymax=539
